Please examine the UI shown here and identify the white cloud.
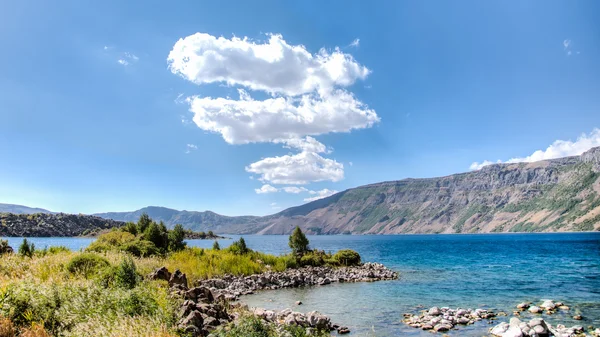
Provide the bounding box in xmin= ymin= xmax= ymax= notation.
xmin=185 ymin=143 xmax=198 ymax=154
xmin=186 ymin=88 xmax=378 ymax=145
xmin=168 ymin=33 xmax=370 ymax=96
xmin=169 ymin=32 xmax=375 ymax=188
xmin=469 ymin=160 xmax=501 ymax=171
xmin=276 ymin=136 xmax=329 ymax=154
xmin=304 ymin=188 xmax=338 ymax=202
xmin=563 ymin=39 xmax=571 ymax=49
xmin=349 ymin=38 xmax=360 ymax=48
xmin=117 ymin=52 xmax=139 ymax=66
xmin=255 ymin=184 xmax=278 ymax=194
xmin=470 ymin=128 xmax=600 ymax=170
xmin=270 ymin=202 xmax=277 ymax=206
xmin=246 ymin=151 xmax=344 ymax=185
xmin=282 ymin=186 xmax=308 ymax=194
xmin=348 ymin=161 xmax=353 ymax=166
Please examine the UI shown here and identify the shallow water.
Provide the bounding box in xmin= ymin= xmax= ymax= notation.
xmin=4 ymin=233 xmax=600 ymax=336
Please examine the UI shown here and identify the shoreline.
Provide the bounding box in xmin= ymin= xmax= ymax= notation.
xmin=150 ymin=262 xmax=398 ymax=336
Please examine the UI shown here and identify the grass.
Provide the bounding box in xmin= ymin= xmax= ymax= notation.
xmin=0 ymin=249 xmax=180 ymax=337
xmin=0 ymin=234 xmax=362 ymax=336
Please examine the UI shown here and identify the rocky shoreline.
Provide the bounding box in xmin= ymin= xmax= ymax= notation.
xmin=403 ymin=300 xmax=598 ymax=337
xmin=149 ymin=263 xmax=398 ymax=336
xmin=194 ymin=262 xmax=398 ymax=301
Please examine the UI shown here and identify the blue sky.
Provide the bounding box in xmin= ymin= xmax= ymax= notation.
xmin=1 ymin=0 xmax=599 ymax=215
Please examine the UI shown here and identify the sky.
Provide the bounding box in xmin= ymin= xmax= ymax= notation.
xmin=0 ymin=1 xmax=599 ymax=216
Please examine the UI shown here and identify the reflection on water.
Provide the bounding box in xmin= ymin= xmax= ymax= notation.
xmin=3 ymin=233 xmax=599 ymax=336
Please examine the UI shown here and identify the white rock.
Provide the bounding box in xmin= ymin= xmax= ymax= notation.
xmin=491 ymin=322 xmax=510 ymax=336
xmin=502 ymin=325 xmax=524 ymax=337
xmin=540 ymin=300 xmax=556 ymax=310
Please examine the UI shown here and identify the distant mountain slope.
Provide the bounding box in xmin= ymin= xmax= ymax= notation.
xmin=0 ymin=203 xmax=53 ymax=214
xmin=9 ymin=147 xmax=600 ymax=235
xmin=0 ymin=213 xmax=123 ymax=237
xmin=258 ymin=146 xmax=600 ymax=234
xmin=94 ymin=206 xmax=264 ymax=233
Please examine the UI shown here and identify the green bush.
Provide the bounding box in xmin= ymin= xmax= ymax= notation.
xmin=66 ymin=253 xmax=110 ymax=279
xmin=120 ymin=239 xmax=160 ymax=257
xmin=228 ymin=237 xmax=250 ymax=255
xmin=333 ymin=249 xmax=361 ymax=266
xmin=213 ymin=240 xmax=221 ymax=250
xmin=18 ymin=238 xmax=35 ymax=257
xmin=115 ymin=257 xmax=139 ymax=289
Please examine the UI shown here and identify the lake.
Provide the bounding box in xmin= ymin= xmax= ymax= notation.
xmin=3 ymin=233 xmax=600 ymax=336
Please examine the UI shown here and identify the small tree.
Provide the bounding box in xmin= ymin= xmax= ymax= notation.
xmin=18 ymin=238 xmax=35 ymax=257
xmin=168 ymin=224 xmax=187 ymax=251
xmin=207 ymin=230 xmax=214 ymax=237
xmin=212 ymin=240 xmax=220 ymax=250
xmin=115 ymin=256 xmax=139 ymax=289
xmin=289 ymin=226 xmax=309 ymax=256
xmin=137 ymin=213 xmax=152 ymax=233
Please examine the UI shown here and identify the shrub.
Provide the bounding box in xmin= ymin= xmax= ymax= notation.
xmin=228 ymin=237 xmax=249 ymax=255
xmin=20 ymin=324 xmax=50 ymax=337
xmin=0 ymin=317 xmax=16 ymax=337
xmin=0 ymin=239 xmax=13 ymax=255
xmin=333 ymin=249 xmax=361 ymax=266
xmin=122 ymin=221 xmax=138 ymax=236
xmin=289 ymin=227 xmax=309 ymax=256
xmin=115 ymin=257 xmax=139 ymax=289
xmin=120 ymin=239 xmax=160 ymax=257
xmin=212 ymin=241 xmax=220 ymax=250
xmin=66 ymin=253 xmax=110 ymax=279
xmin=18 ymin=238 xmax=35 ymax=258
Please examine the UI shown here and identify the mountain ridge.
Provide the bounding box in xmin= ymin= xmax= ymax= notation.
xmin=4 ymin=147 xmax=600 ymax=235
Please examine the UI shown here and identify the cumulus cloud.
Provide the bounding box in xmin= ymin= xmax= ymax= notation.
xmin=470 ymin=128 xmax=600 ymax=170
xmin=168 ymin=33 xmax=370 ymax=96
xmin=255 ymin=184 xmax=278 ymax=194
xmin=246 ymin=151 xmax=344 ymax=185
xmin=282 ymin=186 xmax=308 ymax=194
xmin=186 ymin=89 xmax=378 ymax=145
xmin=169 ymin=32 xmax=376 ymax=188
xmin=304 ymin=188 xmax=339 ymax=202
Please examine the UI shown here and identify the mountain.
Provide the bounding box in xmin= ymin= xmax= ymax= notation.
xmin=6 ymin=147 xmax=600 ymax=235
xmin=93 ymin=147 xmax=600 ymax=234
xmin=94 ymin=206 xmax=264 ymax=233
xmin=0 ymin=203 xmax=53 ymax=214
xmin=0 ymin=213 xmax=123 ymax=237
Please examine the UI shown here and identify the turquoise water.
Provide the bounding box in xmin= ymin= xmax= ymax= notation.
xmin=3 ymin=233 xmax=600 ymax=336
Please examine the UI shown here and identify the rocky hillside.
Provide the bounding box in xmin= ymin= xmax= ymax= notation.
xmin=0 ymin=213 xmax=123 ymax=237
xmin=0 ymin=203 xmax=53 ymax=214
xmin=257 ymin=147 xmax=600 ymax=234
xmin=94 ymin=206 xmax=264 ymax=233
xmin=8 ymin=147 xmax=600 ymax=235
xmin=93 ymin=147 xmax=600 ymax=235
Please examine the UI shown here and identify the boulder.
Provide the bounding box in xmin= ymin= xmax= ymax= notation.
xmin=529 ymin=306 xmax=542 ymax=314
xmin=429 ymin=307 xmax=441 ymax=316
xmin=169 ymin=269 xmax=188 ymax=288
xmin=491 ymin=322 xmax=510 ymax=336
xmin=540 ymin=300 xmax=556 ymax=310
xmin=502 ymin=325 xmax=523 ymax=337
xmin=148 ymin=266 xmax=171 ymax=281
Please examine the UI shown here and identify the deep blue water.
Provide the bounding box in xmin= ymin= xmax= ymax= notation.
xmin=3 ymin=233 xmax=600 ymax=336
